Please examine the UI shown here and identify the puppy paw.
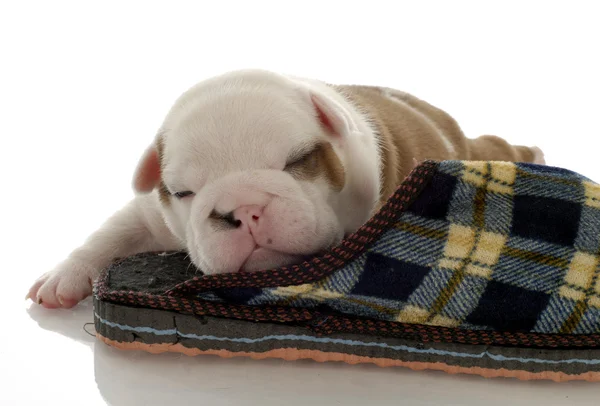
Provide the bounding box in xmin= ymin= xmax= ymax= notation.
xmin=26 ymin=258 xmax=100 ymax=309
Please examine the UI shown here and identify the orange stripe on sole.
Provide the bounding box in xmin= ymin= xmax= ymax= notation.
xmin=96 ymin=334 xmax=600 ymax=383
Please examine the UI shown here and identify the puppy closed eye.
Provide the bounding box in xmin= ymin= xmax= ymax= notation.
xmin=284 ymin=142 xmax=345 ymax=190
xmin=284 ymin=146 xmax=319 ymax=173
xmin=173 ymin=191 xmax=195 ymax=199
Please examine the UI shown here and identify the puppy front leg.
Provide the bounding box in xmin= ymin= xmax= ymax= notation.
xmin=27 ymin=192 xmax=182 ymax=308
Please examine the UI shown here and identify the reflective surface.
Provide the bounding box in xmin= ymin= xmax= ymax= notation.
xmin=7 ymin=299 xmax=598 ymax=405
xmin=3 ymin=1 xmax=600 ymax=404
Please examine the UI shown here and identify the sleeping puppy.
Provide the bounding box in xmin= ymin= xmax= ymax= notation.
xmin=27 ymin=69 xmax=544 ymax=308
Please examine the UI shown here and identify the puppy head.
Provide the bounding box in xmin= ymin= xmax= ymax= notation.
xmin=133 ymin=70 xmax=380 ymax=274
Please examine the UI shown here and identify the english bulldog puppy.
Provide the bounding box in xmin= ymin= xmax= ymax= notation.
xmin=27 ymin=69 xmax=544 ymax=308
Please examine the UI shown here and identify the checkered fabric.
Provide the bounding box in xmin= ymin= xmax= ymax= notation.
xmin=201 ymin=161 xmax=600 ymax=334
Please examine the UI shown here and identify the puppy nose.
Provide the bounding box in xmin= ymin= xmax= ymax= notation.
xmin=233 ymin=205 xmax=264 ymax=229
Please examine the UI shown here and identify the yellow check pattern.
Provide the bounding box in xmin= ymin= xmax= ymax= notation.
xmin=559 ymin=251 xmax=600 ymax=332
xmin=462 ymin=161 xmax=517 ymax=195
xmin=394 ymin=162 xmax=515 ymax=327
xmin=584 ymin=181 xmax=600 ymax=209
xmin=251 ymin=160 xmax=600 ymax=335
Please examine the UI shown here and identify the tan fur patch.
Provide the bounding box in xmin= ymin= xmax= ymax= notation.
xmin=155 ymin=136 xmax=171 ymax=206
xmin=334 ymin=84 xmax=541 ymax=208
xmin=287 ymin=142 xmax=345 ymax=191
xmin=319 ymin=142 xmax=346 ymax=191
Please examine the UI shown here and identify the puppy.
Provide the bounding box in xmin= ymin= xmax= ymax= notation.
xmin=27 ymin=69 xmax=544 ymax=308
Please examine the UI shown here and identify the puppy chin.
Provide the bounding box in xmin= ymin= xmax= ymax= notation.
xmin=190 ymin=243 xmax=307 ymax=275
xmin=240 ymin=248 xmax=304 ymax=272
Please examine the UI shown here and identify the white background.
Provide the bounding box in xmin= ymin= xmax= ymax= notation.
xmin=2 ymin=1 xmax=600 ymax=405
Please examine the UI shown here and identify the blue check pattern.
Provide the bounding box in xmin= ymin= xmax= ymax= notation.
xmin=201 ymin=161 xmax=600 ymax=334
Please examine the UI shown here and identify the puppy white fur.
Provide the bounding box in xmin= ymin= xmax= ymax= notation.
xmin=27 ymin=69 xmax=543 ymax=308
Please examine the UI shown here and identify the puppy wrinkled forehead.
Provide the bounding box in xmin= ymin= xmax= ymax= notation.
xmin=160 ymin=93 xmax=321 ymax=179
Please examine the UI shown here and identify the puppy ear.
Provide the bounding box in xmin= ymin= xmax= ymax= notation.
xmin=310 ymin=92 xmax=354 ymax=138
xmin=132 ymin=144 xmax=161 ymax=193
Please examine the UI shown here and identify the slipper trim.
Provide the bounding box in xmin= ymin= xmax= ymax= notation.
xmin=92 ymin=291 xmax=600 ymax=348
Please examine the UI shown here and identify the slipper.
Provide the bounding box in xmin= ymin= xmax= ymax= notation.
xmin=93 ymin=160 xmax=600 ymax=382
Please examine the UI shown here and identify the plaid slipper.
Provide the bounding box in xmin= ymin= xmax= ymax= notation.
xmin=93 ymin=160 xmax=600 ymax=382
